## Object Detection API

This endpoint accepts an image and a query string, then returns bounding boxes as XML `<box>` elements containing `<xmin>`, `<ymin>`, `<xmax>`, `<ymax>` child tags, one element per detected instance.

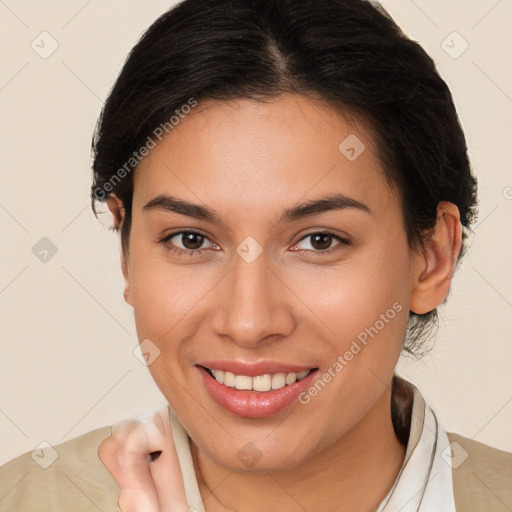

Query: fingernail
<box><xmin>139</xmin><ymin>410</ymin><xmax>156</xmax><ymax>424</ymax></box>
<box><xmin>140</xmin><ymin>411</ymin><xmax>165</xmax><ymax>435</ymax></box>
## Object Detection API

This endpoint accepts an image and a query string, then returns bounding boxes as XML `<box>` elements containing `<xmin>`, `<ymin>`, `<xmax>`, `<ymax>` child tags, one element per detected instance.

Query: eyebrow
<box><xmin>142</xmin><ymin>192</ymin><xmax>371</xmax><ymax>225</ymax></box>
<box><xmin>278</xmin><ymin>193</ymin><xmax>371</xmax><ymax>223</ymax></box>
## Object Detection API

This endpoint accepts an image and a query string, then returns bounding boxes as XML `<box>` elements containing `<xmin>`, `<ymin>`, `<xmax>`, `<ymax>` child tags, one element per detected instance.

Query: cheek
<box><xmin>128</xmin><ymin>247</ymin><xmax>219</xmax><ymax>342</ymax></box>
<box><xmin>288</xmin><ymin>249</ymin><xmax>410</xmax><ymax>425</ymax></box>
<box><xmin>287</xmin><ymin>239</ymin><xmax>411</xmax><ymax>356</ymax></box>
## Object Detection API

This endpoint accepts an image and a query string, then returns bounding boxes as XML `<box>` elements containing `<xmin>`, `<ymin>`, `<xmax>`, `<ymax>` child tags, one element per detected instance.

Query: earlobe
<box><xmin>106</xmin><ymin>194</ymin><xmax>132</xmax><ymax>306</ymax></box>
<box><xmin>409</xmin><ymin>201</ymin><xmax>462</xmax><ymax>315</ymax></box>
<box><xmin>121</xmin><ymin>253</ymin><xmax>132</xmax><ymax>306</ymax></box>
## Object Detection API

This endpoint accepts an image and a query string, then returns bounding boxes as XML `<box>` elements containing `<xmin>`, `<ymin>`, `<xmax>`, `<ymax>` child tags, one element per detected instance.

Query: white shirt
<box><xmin>376</xmin><ymin>384</ymin><xmax>456</xmax><ymax>512</ymax></box>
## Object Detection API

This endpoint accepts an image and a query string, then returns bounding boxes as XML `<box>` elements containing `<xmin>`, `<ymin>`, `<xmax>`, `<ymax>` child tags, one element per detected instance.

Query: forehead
<box><xmin>132</xmin><ymin>94</ymin><xmax>395</xmax><ymax>220</ymax></box>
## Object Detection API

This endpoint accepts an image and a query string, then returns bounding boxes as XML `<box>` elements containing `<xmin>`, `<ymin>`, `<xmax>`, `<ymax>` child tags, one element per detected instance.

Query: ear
<box><xmin>409</xmin><ymin>201</ymin><xmax>462</xmax><ymax>315</ymax></box>
<box><xmin>106</xmin><ymin>194</ymin><xmax>125</xmax><ymax>229</ymax></box>
<box><xmin>106</xmin><ymin>194</ymin><xmax>132</xmax><ymax>306</ymax></box>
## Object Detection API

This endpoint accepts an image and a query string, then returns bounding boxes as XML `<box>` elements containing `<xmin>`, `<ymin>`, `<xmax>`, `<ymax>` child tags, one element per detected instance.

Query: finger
<box><xmin>98</xmin><ymin>420</ymin><xmax>136</xmax><ymax>483</ymax></box>
<box><xmin>99</xmin><ymin>419</ymin><xmax>161</xmax><ymax>512</ymax></box>
<box><xmin>117</xmin><ymin>421</ymin><xmax>161</xmax><ymax>511</ymax></box>
<box><xmin>145</xmin><ymin>407</ymin><xmax>189</xmax><ymax>512</ymax></box>
<box><xmin>98</xmin><ymin>410</ymin><xmax>192</xmax><ymax>512</ymax></box>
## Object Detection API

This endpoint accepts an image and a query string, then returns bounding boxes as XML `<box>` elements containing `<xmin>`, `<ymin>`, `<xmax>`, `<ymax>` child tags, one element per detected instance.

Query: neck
<box><xmin>191</xmin><ymin>378</ymin><xmax>413</xmax><ymax>512</ymax></box>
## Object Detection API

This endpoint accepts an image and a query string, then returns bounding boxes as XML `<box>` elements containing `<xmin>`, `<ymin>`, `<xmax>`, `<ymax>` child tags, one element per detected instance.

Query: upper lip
<box><xmin>196</xmin><ymin>360</ymin><xmax>317</xmax><ymax>377</ymax></box>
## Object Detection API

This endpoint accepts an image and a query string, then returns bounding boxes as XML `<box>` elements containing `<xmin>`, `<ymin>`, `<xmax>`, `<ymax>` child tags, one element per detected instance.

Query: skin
<box><xmin>101</xmin><ymin>93</ymin><xmax>462</xmax><ymax>512</ymax></box>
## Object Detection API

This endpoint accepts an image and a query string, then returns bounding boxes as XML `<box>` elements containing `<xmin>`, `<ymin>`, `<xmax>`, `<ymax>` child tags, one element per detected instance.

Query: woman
<box><xmin>0</xmin><ymin>0</ymin><xmax>510</xmax><ymax>510</ymax></box>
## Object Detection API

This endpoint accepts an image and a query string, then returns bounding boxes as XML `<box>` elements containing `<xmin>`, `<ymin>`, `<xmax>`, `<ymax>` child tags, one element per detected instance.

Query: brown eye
<box><xmin>181</xmin><ymin>232</ymin><xmax>205</xmax><ymax>250</ymax></box>
<box><xmin>310</xmin><ymin>233</ymin><xmax>334</xmax><ymax>251</ymax></box>
<box><xmin>160</xmin><ymin>230</ymin><xmax>216</xmax><ymax>254</ymax></box>
<box><xmin>292</xmin><ymin>231</ymin><xmax>350</xmax><ymax>254</ymax></box>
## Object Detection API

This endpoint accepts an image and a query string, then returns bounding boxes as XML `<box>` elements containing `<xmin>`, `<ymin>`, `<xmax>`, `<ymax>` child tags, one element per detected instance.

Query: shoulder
<box><xmin>447</xmin><ymin>431</ymin><xmax>512</xmax><ymax>511</ymax></box>
<box><xmin>0</xmin><ymin>426</ymin><xmax>121</xmax><ymax>512</ymax></box>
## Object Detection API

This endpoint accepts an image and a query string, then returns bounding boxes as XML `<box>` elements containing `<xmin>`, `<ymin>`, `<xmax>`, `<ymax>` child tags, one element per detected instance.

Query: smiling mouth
<box><xmin>199</xmin><ymin>365</ymin><xmax>319</xmax><ymax>392</ymax></box>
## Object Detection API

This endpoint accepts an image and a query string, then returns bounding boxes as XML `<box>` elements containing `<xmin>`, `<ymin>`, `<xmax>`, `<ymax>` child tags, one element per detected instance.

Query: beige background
<box><xmin>0</xmin><ymin>0</ymin><xmax>511</xmax><ymax>466</ymax></box>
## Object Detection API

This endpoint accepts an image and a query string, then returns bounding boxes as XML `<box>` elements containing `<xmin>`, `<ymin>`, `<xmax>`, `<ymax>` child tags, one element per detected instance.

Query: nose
<box><xmin>211</xmin><ymin>250</ymin><xmax>296</xmax><ymax>348</ymax></box>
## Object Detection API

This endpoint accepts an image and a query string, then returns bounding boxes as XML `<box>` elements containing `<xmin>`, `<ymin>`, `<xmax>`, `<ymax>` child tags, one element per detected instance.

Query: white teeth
<box><xmin>296</xmin><ymin>370</ymin><xmax>309</xmax><ymax>380</ymax></box>
<box><xmin>207</xmin><ymin>367</ymin><xmax>312</xmax><ymax>392</ymax></box>
<box><xmin>285</xmin><ymin>373</ymin><xmax>297</xmax><ymax>385</ymax></box>
<box><xmin>253</xmin><ymin>375</ymin><xmax>272</xmax><ymax>392</ymax></box>
<box><xmin>234</xmin><ymin>375</ymin><xmax>252</xmax><ymax>390</ymax></box>
<box><xmin>212</xmin><ymin>369</ymin><xmax>224</xmax><ymax>384</ymax></box>
<box><xmin>272</xmin><ymin>373</ymin><xmax>286</xmax><ymax>389</ymax></box>
<box><xmin>223</xmin><ymin>371</ymin><xmax>235</xmax><ymax>387</ymax></box>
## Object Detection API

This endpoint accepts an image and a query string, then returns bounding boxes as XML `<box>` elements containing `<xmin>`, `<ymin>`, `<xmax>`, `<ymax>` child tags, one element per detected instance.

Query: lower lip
<box><xmin>196</xmin><ymin>365</ymin><xmax>319</xmax><ymax>418</ymax></box>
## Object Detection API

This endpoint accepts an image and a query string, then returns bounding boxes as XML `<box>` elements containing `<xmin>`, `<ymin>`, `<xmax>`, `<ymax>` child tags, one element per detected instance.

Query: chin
<box><xmin>197</xmin><ymin>438</ymin><xmax>312</xmax><ymax>474</ymax></box>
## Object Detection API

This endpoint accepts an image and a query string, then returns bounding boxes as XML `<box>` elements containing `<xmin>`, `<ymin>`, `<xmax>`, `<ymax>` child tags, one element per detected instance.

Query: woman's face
<box><xmin>121</xmin><ymin>94</ymin><xmax>417</xmax><ymax>471</ymax></box>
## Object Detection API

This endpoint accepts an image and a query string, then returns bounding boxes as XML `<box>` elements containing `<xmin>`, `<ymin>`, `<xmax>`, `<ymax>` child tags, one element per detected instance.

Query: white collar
<box><xmin>377</xmin><ymin>382</ymin><xmax>456</xmax><ymax>512</ymax></box>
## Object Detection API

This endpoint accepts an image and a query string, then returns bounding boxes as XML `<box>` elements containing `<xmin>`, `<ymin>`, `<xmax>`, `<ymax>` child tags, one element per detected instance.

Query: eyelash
<box><xmin>159</xmin><ymin>230</ymin><xmax>217</xmax><ymax>257</ymax></box>
<box><xmin>158</xmin><ymin>230</ymin><xmax>350</xmax><ymax>257</ymax></box>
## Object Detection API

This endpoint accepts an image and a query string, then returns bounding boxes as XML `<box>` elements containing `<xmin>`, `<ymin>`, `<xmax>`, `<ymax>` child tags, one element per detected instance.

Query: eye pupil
<box><xmin>183</xmin><ymin>233</ymin><xmax>204</xmax><ymax>250</ymax></box>
<box><xmin>311</xmin><ymin>233</ymin><xmax>332</xmax><ymax>250</ymax></box>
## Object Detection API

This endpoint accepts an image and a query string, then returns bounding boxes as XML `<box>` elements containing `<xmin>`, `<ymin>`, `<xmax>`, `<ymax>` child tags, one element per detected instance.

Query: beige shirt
<box><xmin>1</xmin><ymin>382</ymin><xmax>510</xmax><ymax>511</ymax></box>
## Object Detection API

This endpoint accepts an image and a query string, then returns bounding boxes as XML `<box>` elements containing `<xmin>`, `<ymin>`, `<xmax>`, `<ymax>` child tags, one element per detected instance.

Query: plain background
<box><xmin>0</xmin><ymin>0</ymin><xmax>511</xmax><ymax>466</ymax></box>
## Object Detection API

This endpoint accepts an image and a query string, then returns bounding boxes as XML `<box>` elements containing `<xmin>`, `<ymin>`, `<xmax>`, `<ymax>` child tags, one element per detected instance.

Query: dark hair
<box><xmin>90</xmin><ymin>0</ymin><xmax>478</xmax><ymax>356</ymax></box>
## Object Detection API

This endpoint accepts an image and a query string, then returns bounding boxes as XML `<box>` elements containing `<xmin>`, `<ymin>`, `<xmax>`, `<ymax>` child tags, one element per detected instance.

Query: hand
<box><xmin>98</xmin><ymin>406</ymin><xmax>191</xmax><ymax>512</ymax></box>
